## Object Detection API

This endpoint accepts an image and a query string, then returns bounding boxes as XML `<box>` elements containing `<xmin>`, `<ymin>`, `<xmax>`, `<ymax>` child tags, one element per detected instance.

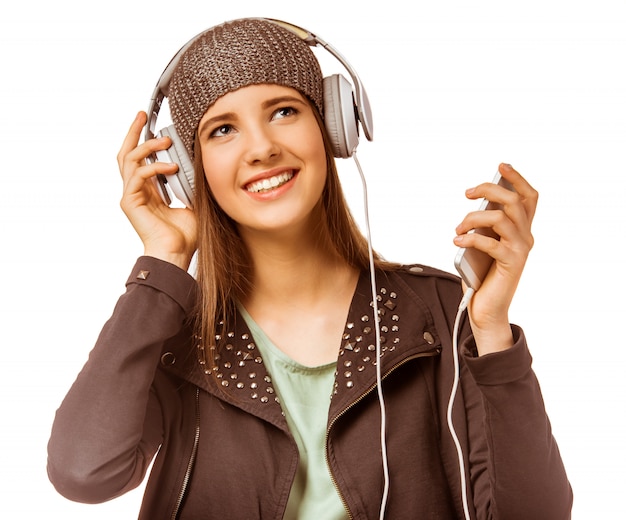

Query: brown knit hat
<box><xmin>169</xmin><ymin>18</ymin><xmax>324</xmax><ymax>158</ymax></box>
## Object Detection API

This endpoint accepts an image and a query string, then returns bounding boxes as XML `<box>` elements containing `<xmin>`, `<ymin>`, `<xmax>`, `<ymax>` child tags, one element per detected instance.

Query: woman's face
<box><xmin>198</xmin><ymin>84</ymin><xmax>327</xmax><ymax>237</ymax></box>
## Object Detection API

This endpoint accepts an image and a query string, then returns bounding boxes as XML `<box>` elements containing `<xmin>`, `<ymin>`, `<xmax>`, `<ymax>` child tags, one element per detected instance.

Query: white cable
<box><xmin>353</xmin><ymin>152</ymin><xmax>475</xmax><ymax>519</ymax></box>
<box><xmin>352</xmin><ymin>153</ymin><xmax>389</xmax><ymax>519</ymax></box>
<box><xmin>447</xmin><ymin>287</ymin><xmax>475</xmax><ymax>520</ymax></box>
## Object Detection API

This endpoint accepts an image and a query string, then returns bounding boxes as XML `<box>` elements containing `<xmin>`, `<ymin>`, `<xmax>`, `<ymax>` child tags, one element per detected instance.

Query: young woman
<box><xmin>47</xmin><ymin>18</ymin><xmax>572</xmax><ymax>519</ymax></box>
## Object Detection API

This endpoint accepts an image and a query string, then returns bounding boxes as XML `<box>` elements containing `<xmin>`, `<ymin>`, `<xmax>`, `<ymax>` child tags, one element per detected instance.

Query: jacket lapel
<box><xmin>162</xmin><ymin>268</ymin><xmax>443</xmax><ymax>431</ymax></box>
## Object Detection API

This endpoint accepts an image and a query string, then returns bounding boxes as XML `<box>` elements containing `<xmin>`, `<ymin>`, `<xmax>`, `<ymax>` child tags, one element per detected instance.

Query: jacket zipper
<box><xmin>171</xmin><ymin>387</ymin><xmax>201</xmax><ymax>520</ymax></box>
<box><xmin>325</xmin><ymin>347</ymin><xmax>442</xmax><ymax>519</ymax></box>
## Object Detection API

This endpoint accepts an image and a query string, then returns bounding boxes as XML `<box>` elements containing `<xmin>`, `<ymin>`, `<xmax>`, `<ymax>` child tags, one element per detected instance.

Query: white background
<box><xmin>1</xmin><ymin>0</ymin><xmax>624</xmax><ymax>517</ymax></box>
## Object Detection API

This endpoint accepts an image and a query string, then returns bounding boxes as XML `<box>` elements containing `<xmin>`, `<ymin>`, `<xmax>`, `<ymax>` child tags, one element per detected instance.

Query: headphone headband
<box><xmin>145</xmin><ymin>17</ymin><xmax>373</xmax><ymax>144</ymax></box>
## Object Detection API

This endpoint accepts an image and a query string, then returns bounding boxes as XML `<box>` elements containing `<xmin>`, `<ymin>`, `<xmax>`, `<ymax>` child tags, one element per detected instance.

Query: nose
<box><xmin>243</xmin><ymin>124</ymin><xmax>281</xmax><ymax>164</ymax></box>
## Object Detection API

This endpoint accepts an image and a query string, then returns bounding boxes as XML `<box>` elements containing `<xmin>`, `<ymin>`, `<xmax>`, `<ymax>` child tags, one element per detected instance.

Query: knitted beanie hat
<box><xmin>168</xmin><ymin>18</ymin><xmax>324</xmax><ymax>158</ymax></box>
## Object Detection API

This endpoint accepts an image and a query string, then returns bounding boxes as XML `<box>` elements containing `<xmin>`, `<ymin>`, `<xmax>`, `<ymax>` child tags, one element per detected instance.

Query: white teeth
<box><xmin>246</xmin><ymin>171</ymin><xmax>294</xmax><ymax>193</ymax></box>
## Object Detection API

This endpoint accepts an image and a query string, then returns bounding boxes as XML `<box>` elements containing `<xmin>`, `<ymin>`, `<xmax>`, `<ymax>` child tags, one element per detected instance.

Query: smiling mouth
<box><xmin>246</xmin><ymin>171</ymin><xmax>295</xmax><ymax>193</ymax></box>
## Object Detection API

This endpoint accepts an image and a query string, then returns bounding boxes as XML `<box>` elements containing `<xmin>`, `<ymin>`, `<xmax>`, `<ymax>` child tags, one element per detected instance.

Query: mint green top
<box><xmin>238</xmin><ymin>305</ymin><xmax>348</xmax><ymax>520</ymax></box>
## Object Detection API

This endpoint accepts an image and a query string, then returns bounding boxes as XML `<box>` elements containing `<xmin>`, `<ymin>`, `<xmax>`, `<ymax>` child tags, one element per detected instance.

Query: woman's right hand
<box><xmin>117</xmin><ymin>111</ymin><xmax>198</xmax><ymax>270</ymax></box>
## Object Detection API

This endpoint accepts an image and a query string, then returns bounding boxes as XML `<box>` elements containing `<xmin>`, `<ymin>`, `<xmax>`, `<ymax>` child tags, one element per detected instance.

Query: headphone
<box><xmin>144</xmin><ymin>18</ymin><xmax>374</xmax><ymax>209</ymax></box>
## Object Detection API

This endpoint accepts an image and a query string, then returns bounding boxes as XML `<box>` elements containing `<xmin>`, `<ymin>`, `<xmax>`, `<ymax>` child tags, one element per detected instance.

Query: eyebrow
<box><xmin>261</xmin><ymin>95</ymin><xmax>307</xmax><ymax>109</ymax></box>
<box><xmin>198</xmin><ymin>95</ymin><xmax>308</xmax><ymax>137</ymax></box>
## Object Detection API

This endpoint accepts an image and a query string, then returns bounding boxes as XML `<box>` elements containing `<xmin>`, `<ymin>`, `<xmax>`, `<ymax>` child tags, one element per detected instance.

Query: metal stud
<box><xmin>384</xmin><ymin>299</ymin><xmax>397</xmax><ymax>311</ymax></box>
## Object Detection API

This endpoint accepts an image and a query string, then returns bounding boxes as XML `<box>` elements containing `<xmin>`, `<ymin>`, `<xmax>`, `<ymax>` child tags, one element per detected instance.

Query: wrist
<box><xmin>471</xmin><ymin>321</ymin><xmax>514</xmax><ymax>356</ymax></box>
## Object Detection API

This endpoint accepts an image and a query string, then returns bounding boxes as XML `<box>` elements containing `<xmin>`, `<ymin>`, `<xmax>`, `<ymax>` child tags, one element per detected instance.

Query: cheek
<box><xmin>201</xmin><ymin>152</ymin><xmax>232</xmax><ymax>204</ymax></box>
<box><xmin>298</xmin><ymin>125</ymin><xmax>328</xmax><ymax>179</ymax></box>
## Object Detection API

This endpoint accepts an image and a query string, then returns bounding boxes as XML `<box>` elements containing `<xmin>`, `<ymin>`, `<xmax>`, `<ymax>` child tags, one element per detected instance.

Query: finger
<box><xmin>117</xmin><ymin>111</ymin><xmax>147</xmax><ymax>170</ymax></box>
<box><xmin>456</xmin><ymin>207</ymin><xmax>513</xmax><ymax>237</ymax></box>
<box><xmin>119</xmin><ymin>137</ymin><xmax>176</xmax><ymax>187</ymax></box>
<box><xmin>117</xmin><ymin>113</ymin><xmax>173</xmax><ymax>174</ymax></box>
<box><xmin>458</xmin><ymin>182</ymin><xmax>535</xmax><ymax>240</ymax></box>
<box><xmin>465</xmin><ymin>164</ymin><xmax>538</xmax><ymax>221</ymax></box>
<box><xmin>497</xmin><ymin>163</ymin><xmax>539</xmax><ymax>223</ymax></box>
<box><xmin>455</xmin><ymin>208</ymin><xmax>533</xmax><ymax>254</ymax></box>
<box><xmin>123</xmin><ymin>160</ymin><xmax>172</xmax><ymax>188</ymax></box>
<box><xmin>464</xmin><ymin>167</ymin><xmax>536</xmax><ymax>237</ymax></box>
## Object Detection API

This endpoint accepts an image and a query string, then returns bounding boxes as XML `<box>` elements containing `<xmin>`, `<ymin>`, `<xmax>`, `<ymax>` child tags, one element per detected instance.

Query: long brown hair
<box><xmin>192</xmin><ymin>104</ymin><xmax>393</xmax><ymax>371</ymax></box>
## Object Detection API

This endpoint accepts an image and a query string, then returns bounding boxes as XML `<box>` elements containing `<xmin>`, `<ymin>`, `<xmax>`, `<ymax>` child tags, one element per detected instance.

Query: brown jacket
<box><xmin>47</xmin><ymin>256</ymin><xmax>572</xmax><ymax>519</ymax></box>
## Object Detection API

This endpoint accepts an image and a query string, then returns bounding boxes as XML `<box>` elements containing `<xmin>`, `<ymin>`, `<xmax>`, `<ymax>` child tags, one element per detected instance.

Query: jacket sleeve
<box><xmin>460</xmin><ymin>325</ymin><xmax>573</xmax><ymax>520</ymax></box>
<box><xmin>47</xmin><ymin>256</ymin><xmax>197</xmax><ymax>503</ymax></box>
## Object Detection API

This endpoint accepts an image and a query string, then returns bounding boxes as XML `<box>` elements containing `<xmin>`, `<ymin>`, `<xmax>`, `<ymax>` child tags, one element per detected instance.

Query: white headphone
<box><xmin>144</xmin><ymin>17</ymin><xmax>374</xmax><ymax>209</ymax></box>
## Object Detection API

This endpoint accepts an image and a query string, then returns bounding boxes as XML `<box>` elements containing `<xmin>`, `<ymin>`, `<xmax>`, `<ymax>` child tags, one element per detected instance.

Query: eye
<box><xmin>272</xmin><ymin>106</ymin><xmax>299</xmax><ymax>120</ymax></box>
<box><xmin>210</xmin><ymin>124</ymin><xmax>234</xmax><ymax>138</ymax></box>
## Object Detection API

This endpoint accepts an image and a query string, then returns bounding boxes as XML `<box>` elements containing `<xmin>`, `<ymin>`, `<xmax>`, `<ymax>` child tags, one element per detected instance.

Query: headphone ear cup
<box><xmin>158</xmin><ymin>125</ymin><xmax>195</xmax><ymax>209</ymax></box>
<box><xmin>323</xmin><ymin>74</ymin><xmax>359</xmax><ymax>158</ymax></box>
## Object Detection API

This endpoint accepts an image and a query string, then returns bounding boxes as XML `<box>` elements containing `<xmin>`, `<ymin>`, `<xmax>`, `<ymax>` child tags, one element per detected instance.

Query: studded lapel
<box><xmin>328</xmin><ymin>268</ymin><xmax>442</xmax><ymax>420</ymax></box>
<box><xmin>161</xmin><ymin>268</ymin><xmax>442</xmax><ymax>430</ymax></box>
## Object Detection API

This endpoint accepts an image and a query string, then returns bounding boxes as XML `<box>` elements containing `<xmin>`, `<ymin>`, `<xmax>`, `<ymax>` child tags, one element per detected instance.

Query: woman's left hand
<box><xmin>453</xmin><ymin>163</ymin><xmax>538</xmax><ymax>355</ymax></box>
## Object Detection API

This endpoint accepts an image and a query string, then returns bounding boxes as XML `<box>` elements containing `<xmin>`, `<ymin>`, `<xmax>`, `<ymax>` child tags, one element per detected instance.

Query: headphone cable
<box><xmin>353</xmin><ymin>152</ymin><xmax>476</xmax><ymax>520</ymax></box>
<box><xmin>447</xmin><ymin>287</ymin><xmax>475</xmax><ymax>520</ymax></box>
<box><xmin>352</xmin><ymin>152</ymin><xmax>389</xmax><ymax>519</ymax></box>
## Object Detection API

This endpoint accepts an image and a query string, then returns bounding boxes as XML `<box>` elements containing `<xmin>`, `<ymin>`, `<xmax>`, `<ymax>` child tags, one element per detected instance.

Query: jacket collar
<box><xmin>162</xmin><ymin>267</ymin><xmax>442</xmax><ymax>429</ymax></box>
